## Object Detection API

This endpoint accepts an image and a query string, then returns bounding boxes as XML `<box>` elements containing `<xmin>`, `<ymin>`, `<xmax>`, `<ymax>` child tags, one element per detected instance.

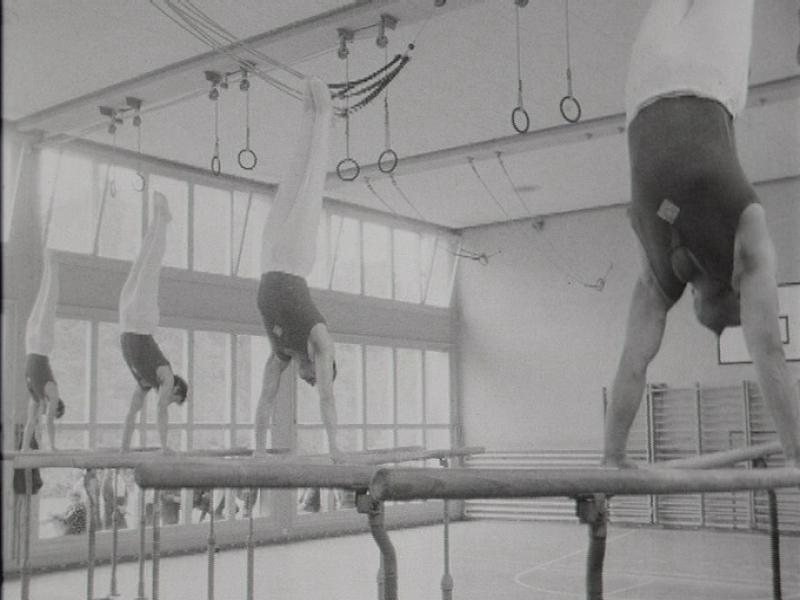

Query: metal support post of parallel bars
<box><xmin>21</xmin><ymin>469</ymin><xmax>33</xmax><ymax>600</ymax></box>
<box><xmin>152</xmin><ymin>490</ymin><xmax>161</xmax><ymax>600</ymax></box>
<box><xmin>136</xmin><ymin>487</ymin><xmax>148</xmax><ymax>600</ymax></box>
<box><xmin>207</xmin><ymin>494</ymin><xmax>216</xmax><ymax>600</ymax></box>
<box><xmin>246</xmin><ymin>490</ymin><xmax>256</xmax><ymax>600</ymax></box>
<box><xmin>357</xmin><ymin>492</ymin><xmax>397</xmax><ymax>600</ymax></box>
<box><xmin>438</xmin><ymin>457</ymin><xmax>453</xmax><ymax>600</ymax></box>
<box><xmin>576</xmin><ymin>494</ymin><xmax>608</xmax><ymax>600</ymax></box>
<box><xmin>754</xmin><ymin>458</ymin><xmax>783</xmax><ymax>600</ymax></box>
<box><xmin>108</xmin><ymin>469</ymin><xmax>120</xmax><ymax>599</ymax></box>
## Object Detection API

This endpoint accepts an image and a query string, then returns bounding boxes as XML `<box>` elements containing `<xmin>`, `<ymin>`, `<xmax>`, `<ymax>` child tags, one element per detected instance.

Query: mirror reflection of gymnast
<box><xmin>254</xmin><ymin>77</ymin><xmax>341</xmax><ymax>466</ymax></box>
<box><xmin>119</xmin><ymin>192</ymin><xmax>188</xmax><ymax>453</ymax></box>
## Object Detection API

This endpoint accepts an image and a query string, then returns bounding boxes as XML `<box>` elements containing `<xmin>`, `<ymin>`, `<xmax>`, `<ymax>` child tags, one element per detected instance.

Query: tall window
<box><xmin>193</xmin><ymin>185</ymin><xmax>231</xmax><ymax>275</ymax></box>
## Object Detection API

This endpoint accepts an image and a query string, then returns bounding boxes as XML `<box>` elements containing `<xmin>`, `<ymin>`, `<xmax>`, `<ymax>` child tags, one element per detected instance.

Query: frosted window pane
<box><xmin>396</xmin><ymin>349</ymin><xmax>422</xmax><ymax>424</ymax></box>
<box><xmin>297</xmin><ymin>376</ymin><xmax>320</xmax><ymax>425</ymax></box>
<box><xmin>397</xmin><ymin>428</ymin><xmax>423</xmax><ymax>448</ymax></box>
<box><xmin>425</xmin><ymin>351</ymin><xmax>450</xmax><ymax>424</ymax></box>
<box><xmin>393</xmin><ymin>229</ymin><xmax>421</xmax><ymax>303</ymax></box>
<box><xmin>2</xmin><ymin>138</ymin><xmax>18</xmax><ymax>242</ymax></box>
<box><xmin>363</xmin><ymin>222</ymin><xmax>391</xmax><ymax>299</ymax></box>
<box><xmin>235</xmin><ymin>335</ymin><xmax>270</xmax><ymax>424</ymax></box>
<box><xmin>193</xmin><ymin>185</ymin><xmax>231</xmax><ymax>274</ymax></box>
<box><xmin>192</xmin><ymin>330</ymin><xmax>230</xmax><ymax>424</ymax></box>
<box><xmin>44</xmin><ymin>151</ymin><xmax>93</xmax><ymax>253</ymax></box>
<box><xmin>97</xmin><ymin>322</ymin><xmax>134</xmax><ymax>423</ymax></box>
<box><xmin>96</xmin><ymin>164</ymin><xmax>141</xmax><ymax>260</ymax></box>
<box><xmin>149</xmin><ymin>176</ymin><xmax>188</xmax><ymax>269</ymax></box>
<box><xmin>329</xmin><ymin>215</ymin><xmax>361</xmax><ymax>293</ymax></box>
<box><xmin>426</xmin><ymin>428</ymin><xmax>451</xmax><ymax>450</ymax></box>
<box><xmin>425</xmin><ymin>236</ymin><xmax>457</xmax><ymax>307</ymax></box>
<box><xmin>50</xmin><ymin>319</ymin><xmax>90</xmax><ymax>423</ymax></box>
<box><xmin>366</xmin><ymin>428</ymin><xmax>394</xmax><ymax>450</ymax></box>
<box><xmin>193</xmin><ymin>429</ymin><xmax>227</xmax><ymax>450</ymax></box>
<box><xmin>365</xmin><ymin>346</ymin><xmax>393</xmax><ymax>424</ymax></box>
<box><xmin>333</xmin><ymin>343</ymin><xmax>362</xmax><ymax>425</ymax></box>
<box><xmin>233</xmin><ymin>192</ymin><xmax>269</xmax><ymax>279</ymax></box>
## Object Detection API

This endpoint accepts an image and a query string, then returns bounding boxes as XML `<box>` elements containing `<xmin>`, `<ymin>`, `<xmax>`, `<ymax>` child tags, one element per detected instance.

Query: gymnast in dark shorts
<box><xmin>257</xmin><ymin>271</ymin><xmax>327</xmax><ymax>364</ymax></box>
<box><xmin>120</xmin><ymin>333</ymin><xmax>173</xmax><ymax>391</ymax></box>
<box><xmin>254</xmin><ymin>77</ymin><xmax>341</xmax><ymax>464</ymax></box>
<box><xmin>604</xmin><ymin>0</ymin><xmax>800</xmax><ymax>468</ymax></box>
<box><xmin>628</xmin><ymin>96</ymin><xmax>759</xmax><ymax>306</ymax></box>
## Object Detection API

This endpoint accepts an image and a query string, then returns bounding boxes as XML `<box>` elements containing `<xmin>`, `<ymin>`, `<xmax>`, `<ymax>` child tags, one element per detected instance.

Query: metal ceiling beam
<box><xmin>327</xmin><ymin>74</ymin><xmax>800</xmax><ymax>187</ymax></box>
<box><xmin>13</xmin><ymin>0</ymin><xmax>482</xmax><ymax>137</ymax></box>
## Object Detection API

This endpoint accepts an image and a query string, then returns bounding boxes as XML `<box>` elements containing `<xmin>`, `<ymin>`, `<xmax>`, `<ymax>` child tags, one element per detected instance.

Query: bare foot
<box><xmin>153</xmin><ymin>191</ymin><xmax>172</xmax><ymax>222</ymax></box>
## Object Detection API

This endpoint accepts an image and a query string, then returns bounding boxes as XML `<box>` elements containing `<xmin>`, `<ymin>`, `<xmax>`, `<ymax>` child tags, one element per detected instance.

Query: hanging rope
<box><xmin>234</xmin><ymin>192</ymin><xmax>253</xmax><ymax>276</ymax></box>
<box><xmin>467</xmin><ymin>157</ymin><xmax>511</xmax><ymax>220</ymax></box>
<box><xmin>133</xmin><ymin>111</ymin><xmax>145</xmax><ymax>192</ymax></box>
<box><xmin>92</xmin><ymin>130</ymin><xmax>118</xmax><ymax>255</ymax></box>
<box><xmin>378</xmin><ymin>46</ymin><xmax>398</xmax><ymax>173</ymax></box>
<box><xmin>364</xmin><ymin>177</ymin><xmax>397</xmax><ymax>214</ymax></box>
<box><xmin>495</xmin><ymin>151</ymin><xmax>611</xmax><ymax>290</ymax></box>
<box><xmin>210</xmin><ymin>90</ymin><xmax>222</xmax><ymax>176</ymax></box>
<box><xmin>388</xmin><ymin>174</ymin><xmax>425</xmax><ymax>221</ymax></box>
<box><xmin>152</xmin><ymin>0</ymin><xmax>303</xmax><ymax>100</ymax></box>
<box><xmin>559</xmin><ymin>0</ymin><xmax>582</xmax><ymax>123</ymax></box>
<box><xmin>511</xmin><ymin>0</ymin><xmax>530</xmax><ymax>133</ymax></box>
<box><xmin>336</xmin><ymin>44</ymin><xmax>360</xmax><ymax>182</ymax></box>
<box><xmin>237</xmin><ymin>71</ymin><xmax>257</xmax><ymax>170</ymax></box>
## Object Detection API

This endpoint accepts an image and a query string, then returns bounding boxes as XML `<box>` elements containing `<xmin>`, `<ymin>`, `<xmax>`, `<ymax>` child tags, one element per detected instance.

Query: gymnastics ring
<box><xmin>377</xmin><ymin>149</ymin><xmax>398</xmax><ymax>174</ymax></box>
<box><xmin>211</xmin><ymin>155</ymin><xmax>222</xmax><ymax>176</ymax></box>
<box><xmin>237</xmin><ymin>148</ymin><xmax>257</xmax><ymax>170</ymax></box>
<box><xmin>336</xmin><ymin>157</ymin><xmax>360</xmax><ymax>182</ymax></box>
<box><xmin>511</xmin><ymin>106</ymin><xmax>530</xmax><ymax>134</ymax></box>
<box><xmin>559</xmin><ymin>95</ymin><xmax>582</xmax><ymax>123</ymax></box>
<box><xmin>132</xmin><ymin>172</ymin><xmax>145</xmax><ymax>192</ymax></box>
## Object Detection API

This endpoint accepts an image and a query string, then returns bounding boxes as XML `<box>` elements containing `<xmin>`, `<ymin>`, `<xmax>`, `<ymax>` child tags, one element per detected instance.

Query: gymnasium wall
<box><xmin>455</xmin><ymin>177</ymin><xmax>800</xmax><ymax>452</ymax></box>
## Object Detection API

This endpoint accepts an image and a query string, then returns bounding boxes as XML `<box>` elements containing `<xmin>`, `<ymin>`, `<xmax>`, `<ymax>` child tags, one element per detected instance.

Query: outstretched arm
<box><xmin>255</xmin><ymin>354</ymin><xmax>290</xmax><ymax>454</ymax></box>
<box><xmin>735</xmin><ymin>205</ymin><xmax>800</xmax><ymax>466</ymax></box>
<box><xmin>603</xmin><ymin>269</ymin><xmax>671</xmax><ymax>467</ymax></box>
<box><xmin>21</xmin><ymin>399</ymin><xmax>43</xmax><ymax>453</ymax></box>
<box><xmin>122</xmin><ymin>387</ymin><xmax>147</xmax><ymax>452</ymax></box>
<box><xmin>309</xmin><ymin>324</ymin><xmax>341</xmax><ymax>461</ymax></box>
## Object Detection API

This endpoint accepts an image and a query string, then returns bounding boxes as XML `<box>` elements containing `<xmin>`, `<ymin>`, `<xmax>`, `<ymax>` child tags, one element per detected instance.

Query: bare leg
<box><xmin>21</xmin><ymin>399</ymin><xmax>42</xmax><ymax>453</ymax></box>
<box><xmin>255</xmin><ymin>355</ymin><xmax>288</xmax><ymax>454</ymax></box>
<box><xmin>25</xmin><ymin>251</ymin><xmax>59</xmax><ymax>356</ymax></box>
<box><xmin>119</xmin><ymin>193</ymin><xmax>171</xmax><ymax>331</ymax></box>
<box><xmin>260</xmin><ymin>77</ymin><xmax>332</xmax><ymax>277</ymax></box>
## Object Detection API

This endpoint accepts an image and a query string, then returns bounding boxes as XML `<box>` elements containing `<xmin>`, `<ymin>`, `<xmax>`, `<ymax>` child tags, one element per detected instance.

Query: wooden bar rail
<box><xmin>368</xmin><ymin>466</ymin><xmax>800</xmax><ymax>501</ymax></box>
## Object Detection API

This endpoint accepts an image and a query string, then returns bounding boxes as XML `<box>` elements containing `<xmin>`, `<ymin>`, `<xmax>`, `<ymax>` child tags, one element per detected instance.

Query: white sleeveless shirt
<box><xmin>625</xmin><ymin>0</ymin><xmax>754</xmax><ymax>124</ymax></box>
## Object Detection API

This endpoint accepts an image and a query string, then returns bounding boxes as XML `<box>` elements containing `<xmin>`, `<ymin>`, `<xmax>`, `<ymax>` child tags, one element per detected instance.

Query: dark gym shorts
<box><xmin>257</xmin><ymin>271</ymin><xmax>326</xmax><ymax>361</ymax></box>
<box><xmin>627</xmin><ymin>96</ymin><xmax>758</xmax><ymax>302</ymax></box>
<box><xmin>120</xmin><ymin>332</ymin><xmax>171</xmax><ymax>391</ymax></box>
<box><xmin>25</xmin><ymin>353</ymin><xmax>55</xmax><ymax>403</ymax></box>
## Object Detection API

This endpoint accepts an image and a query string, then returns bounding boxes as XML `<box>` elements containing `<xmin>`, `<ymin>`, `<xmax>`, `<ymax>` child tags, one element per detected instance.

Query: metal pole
<box><xmin>21</xmin><ymin>469</ymin><xmax>33</xmax><ymax>600</ymax></box>
<box><xmin>85</xmin><ymin>470</ymin><xmax>98</xmax><ymax>600</ymax></box>
<box><xmin>768</xmin><ymin>488</ymin><xmax>783</xmax><ymax>600</ymax></box>
<box><xmin>362</xmin><ymin>496</ymin><xmax>397</xmax><ymax>600</ymax></box>
<box><xmin>136</xmin><ymin>488</ymin><xmax>147</xmax><ymax>600</ymax></box>
<box><xmin>439</xmin><ymin>457</ymin><xmax>453</xmax><ymax>600</ymax></box>
<box><xmin>108</xmin><ymin>469</ymin><xmax>120</xmax><ymax>598</ymax></box>
<box><xmin>246</xmin><ymin>490</ymin><xmax>255</xmax><ymax>600</ymax></box>
<box><xmin>207</xmin><ymin>492</ymin><xmax>216</xmax><ymax>600</ymax></box>
<box><xmin>577</xmin><ymin>495</ymin><xmax>608</xmax><ymax>600</ymax></box>
<box><xmin>151</xmin><ymin>491</ymin><xmax>161</xmax><ymax>600</ymax></box>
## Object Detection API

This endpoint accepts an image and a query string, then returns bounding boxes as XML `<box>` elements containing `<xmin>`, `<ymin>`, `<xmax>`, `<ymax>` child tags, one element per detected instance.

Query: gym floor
<box><xmin>4</xmin><ymin>520</ymin><xmax>799</xmax><ymax>600</ymax></box>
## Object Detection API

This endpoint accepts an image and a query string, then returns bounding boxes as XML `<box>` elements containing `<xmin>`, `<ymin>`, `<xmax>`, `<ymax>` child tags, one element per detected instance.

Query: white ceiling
<box><xmin>4</xmin><ymin>0</ymin><xmax>800</xmax><ymax>229</ymax></box>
